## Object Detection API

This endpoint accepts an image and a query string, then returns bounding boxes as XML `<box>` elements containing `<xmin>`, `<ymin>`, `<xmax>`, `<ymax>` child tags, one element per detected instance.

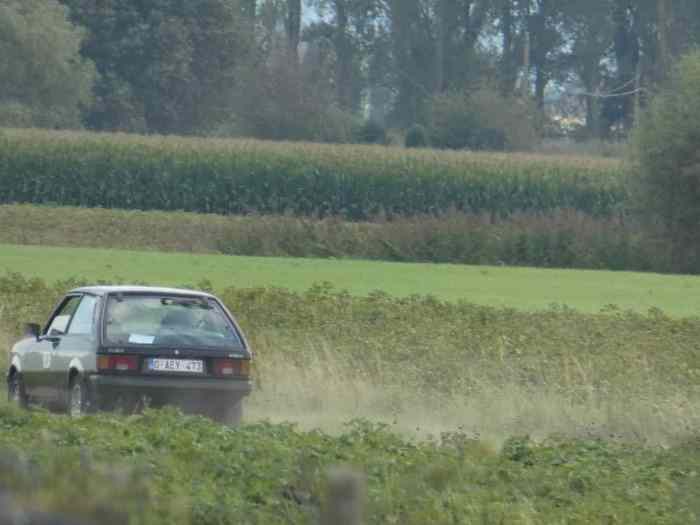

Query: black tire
<box><xmin>8</xmin><ymin>373</ymin><xmax>28</xmax><ymax>409</ymax></box>
<box><xmin>68</xmin><ymin>376</ymin><xmax>91</xmax><ymax>418</ymax></box>
<box><xmin>213</xmin><ymin>401</ymin><xmax>243</xmax><ymax>427</ymax></box>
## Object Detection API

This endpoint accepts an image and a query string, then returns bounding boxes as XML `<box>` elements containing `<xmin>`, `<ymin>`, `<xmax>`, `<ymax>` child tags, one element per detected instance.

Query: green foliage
<box><xmin>356</xmin><ymin>120</ymin><xmax>387</xmax><ymax>145</ymax></box>
<box><xmin>0</xmin><ymin>129</ymin><xmax>626</xmax><ymax>220</ymax></box>
<box><xmin>429</xmin><ymin>88</ymin><xmax>538</xmax><ymax>151</ymax></box>
<box><xmin>2</xmin><ymin>276</ymin><xmax>700</xmax><ymax>523</ymax></box>
<box><xmin>316</xmin><ymin>106</ymin><xmax>359</xmax><ymax>144</ymax></box>
<box><xmin>231</xmin><ymin>52</ymin><xmax>344</xmax><ymax>143</ymax></box>
<box><xmin>404</xmin><ymin>124</ymin><xmax>429</xmax><ymax>148</ymax></box>
<box><xmin>0</xmin><ymin>0</ymin><xmax>95</xmax><ymax>129</ymax></box>
<box><xmin>61</xmin><ymin>0</ymin><xmax>250</xmax><ymax>134</ymax></box>
<box><xmin>632</xmin><ymin>51</ymin><xmax>700</xmax><ymax>273</ymax></box>
<box><xmin>0</xmin><ymin>205</ymin><xmax>666</xmax><ymax>273</ymax></box>
<box><xmin>1</xmin><ymin>407</ymin><xmax>698</xmax><ymax>524</ymax></box>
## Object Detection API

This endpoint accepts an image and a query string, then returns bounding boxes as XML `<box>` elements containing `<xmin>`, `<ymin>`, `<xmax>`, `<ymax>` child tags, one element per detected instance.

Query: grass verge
<box><xmin>1</xmin><ymin>243</ymin><xmax>699</xmax><ymax>315</ymax></box>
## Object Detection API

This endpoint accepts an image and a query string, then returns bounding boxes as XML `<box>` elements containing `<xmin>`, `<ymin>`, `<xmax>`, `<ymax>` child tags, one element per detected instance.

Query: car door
<box><xmin>49</xmin><ymin>294</ymin><xmax>100</xmax><ymax>404</ymax></box>
<box><xmin>24</xmin><ymin>295</ymin><xmax>82</xmax><ymax>401</ymax></box>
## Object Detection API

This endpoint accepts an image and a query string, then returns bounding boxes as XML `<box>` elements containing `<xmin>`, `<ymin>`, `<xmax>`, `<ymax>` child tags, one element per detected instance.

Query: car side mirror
<box><xmin>24</xmin><ymin>323</ymin><xmax>41</xmax><ymax>340</ymax></box>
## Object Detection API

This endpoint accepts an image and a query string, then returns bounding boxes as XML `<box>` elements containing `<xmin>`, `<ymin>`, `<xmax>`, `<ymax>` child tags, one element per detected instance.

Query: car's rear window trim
<box><xmin>100</xmin><ymin>292</ymin><xmax>246</xmax><ymax>350</ymax></box>
<box><xmin>99</xmin><ymin>344</ymin><xmax>247</xmax><ymax>353</ymax></box>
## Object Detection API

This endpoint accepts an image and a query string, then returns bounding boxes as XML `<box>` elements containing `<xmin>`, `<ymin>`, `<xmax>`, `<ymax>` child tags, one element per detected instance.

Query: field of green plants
<box><xmin>1</xmin><ymin>127</ymin><xmax>697</xmax><ymax>523</ymax></box>
<box><xmin>3</xmin><ymin>406</ymin><xmax>700</xmax><ymax>525</ymax></box>
<box><xmin>0</xmin><ymin>128</ymin><xmax>625</xmax><ymax>219</ymax></box>
<box><xmin>1</xmin><ymin>274</ymin><xmax>700</xmax><ymax>523</ymax></box>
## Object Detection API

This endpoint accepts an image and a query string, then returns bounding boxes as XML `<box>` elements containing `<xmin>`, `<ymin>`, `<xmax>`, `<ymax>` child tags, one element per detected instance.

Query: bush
<box><xmin>232</xmin><ymin>46</ymin><xmax>358</xmax><ymax>145</ymax></box>
<box><xmin>404</xmin><ymin>124</ymin><xmax>429</xmax><ymax>148</ymax></box>
<box><xmin>429</xmin><ymin>88</ymin><xmax>539</xmax><ymax>151</ymax></box>
<box><xmin>356</xmin><ymin>120</ymin><xmax>387</xmax><ymax>144</ymax></box>
<box><xmin>632</xmin><ymin>51</ymin><xmax>700</xmax><ymax>273</ymax></box>
<box><xmin>0</xmin><ymin>103</ymin><xmax>34</xmax><ymax>129</ymax></box>
<box><xmin>316</xmin><ymin>105</ymin><xmax>359</xmax><ymax>144</ymax></box>
<box><xmin>0</xmin><ymin>205</ymin><xmax>667</xmax><ymax>273</ymax></box>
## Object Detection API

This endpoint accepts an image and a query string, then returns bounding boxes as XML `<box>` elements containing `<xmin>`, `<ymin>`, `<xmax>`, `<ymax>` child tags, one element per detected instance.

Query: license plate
<box><xmin>147</xmin><ymin>358</ymin><xmax>204</xmax><ymax>374</ymax></box>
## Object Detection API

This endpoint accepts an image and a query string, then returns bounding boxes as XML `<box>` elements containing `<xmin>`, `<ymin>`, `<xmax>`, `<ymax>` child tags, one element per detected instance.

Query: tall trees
<box><xmin>243</xmin><ymin>0</ymin><xmax>257</xmax><ymax>20</ymax></box>
<box><xmin>633</xmin><ymin>52</ymin><xmax>700</xmax><ymax>272</ymax></box>
<box><xmin>60</xmin><ymin>0</ymin><xmax>251</xmax><ymax>134</ymax></box>
<box><xmin>331</xmin><ymin>0</ymin><xmax>353</xmax><ymax>110</ymax></box>
<box><xmin>306</xmin><ymin>0</ymin><xmax>385</xmax><ymax>112</ymax></box>
<box><xmin>285</xmin><ymin>0</ymin><xmax>302</xmax><ymax>59</ymax></box>
<box><xmin>528</xmin><ymin>0</ymin><xmax>564</xmax><ymax>110</ymax></box>
<box><xmin>497</xmin><ymin>0</ymin><xmax>517</xmax><ymax>95</ymax></box>
<box><xmin>566</xmin><ymin>0</ymin><xmax>611</xmax><ymax>137</ymax></box>
<box><xmin>606</xmin><ymin>0</ymin><xmax>640</xmax><ymax>133</ymax></box>
<box><xmin>388</xmin><ymin>0</ymin><xmax>430</xmax><ymax>126</ymax></box>
<box><xmin>5</xmin><ymin>0</ymin><xmax>700</xmax><ymax>142</ymax></box>
<box><xmin>0</xmin><ymin>0</ymin><xmax>95</xmax><ymax>129</ymax></box>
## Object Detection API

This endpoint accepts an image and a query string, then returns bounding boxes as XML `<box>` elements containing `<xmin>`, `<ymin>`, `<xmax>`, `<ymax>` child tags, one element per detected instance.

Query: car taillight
<box><xmin>98</xmin><ymin>355</ymin><xmax>139</xmax><ymax>372</ymax></box>
<box><xmin>213</xmin><ymin>359</ymin><xmax>250</xmax><ymax>378</ymax></box>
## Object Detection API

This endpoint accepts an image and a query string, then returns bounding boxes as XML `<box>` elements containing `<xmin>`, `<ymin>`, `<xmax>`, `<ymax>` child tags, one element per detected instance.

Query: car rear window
<box><xmin>104</xmin><ymin>295</ymin><xmax>243</xmax><ymax>349</ymax></box>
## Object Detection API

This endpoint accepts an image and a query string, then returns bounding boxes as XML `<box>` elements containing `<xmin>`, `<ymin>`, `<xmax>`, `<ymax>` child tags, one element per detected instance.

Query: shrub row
<box><xmin>0</xmin><ymin>204</ymin><xmax>670</xmax><ymax>273</ymax></box>
<box><xmin>0</xmin><ymin>128</ymin><xmax>626</xmax><ymax>219</ymax></box>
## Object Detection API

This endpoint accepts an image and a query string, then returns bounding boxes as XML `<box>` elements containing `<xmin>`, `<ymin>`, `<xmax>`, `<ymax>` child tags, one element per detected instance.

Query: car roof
<box><xmin>69</xmin><ymin>285</ymin><xmax>216</xmax><ymax>298</ymax></box>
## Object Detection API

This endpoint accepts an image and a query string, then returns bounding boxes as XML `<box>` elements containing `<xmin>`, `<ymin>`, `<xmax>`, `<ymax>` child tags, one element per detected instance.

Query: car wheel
<box><xmin>8</xmin><ymin>373</ymin><xmax>28</xmax><ymax>409</ymax></box>
<box><xmin>68</xmin><ymin>377</ymin><xmax>90</xmax><ymax>418</ymax></box>
<box><xmin>214</xmin><ymin>401</ymin><xmax>243</xmax><ymax>427</ymax></box>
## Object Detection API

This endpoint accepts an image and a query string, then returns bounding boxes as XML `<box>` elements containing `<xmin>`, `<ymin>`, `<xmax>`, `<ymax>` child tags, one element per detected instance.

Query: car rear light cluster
<box><xmin>98</xmin><ymin>355</ymin><xmax>139</xmax><ymax>372</ymax></box>
<box><xmin>213</xmin><ymin>359</ymin><xmax>250</xmax><ymax>378</ymax></box>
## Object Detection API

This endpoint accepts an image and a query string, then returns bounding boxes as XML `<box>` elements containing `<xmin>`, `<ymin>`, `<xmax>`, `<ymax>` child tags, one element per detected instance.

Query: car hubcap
<box><xmin>70</xmin><ymin>383</ymin><xmax>83</xmax><ymax>418</ymax></box>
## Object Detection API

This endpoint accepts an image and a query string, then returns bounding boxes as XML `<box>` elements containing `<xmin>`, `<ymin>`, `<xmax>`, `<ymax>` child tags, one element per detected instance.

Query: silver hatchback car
<box><xmin>7</xmin><ymin>286</ymin><xmax>253</xmax><ymax>425</ymax></box>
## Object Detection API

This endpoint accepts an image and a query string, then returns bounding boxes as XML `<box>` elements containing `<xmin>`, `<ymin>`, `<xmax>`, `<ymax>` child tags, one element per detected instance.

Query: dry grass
<box><xmin>248</xmin><ymin>338</ymin><xmax>700</xmax><ymax>448</ymax></box>
<box><xmin>1</xmin><ymin>325</ymin><xmax>697</xmax><ymax>450</ymax></box>
<box><xmin>3</xmin><ymin>277</ymin><xmax>699</xmax><ymax>449</ymax></box>
<box><xmin>3</xmin><ymin>320</ymin><xmax>695</xmax><ymax>448</ymax></box>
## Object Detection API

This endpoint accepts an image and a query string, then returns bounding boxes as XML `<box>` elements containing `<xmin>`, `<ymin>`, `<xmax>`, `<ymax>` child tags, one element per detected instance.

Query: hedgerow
<box><xmin>0</xmin><ymin>128</ymin><xmax>626</xmax><ymax>219</ymax></box>
<box><xmin>0</xmin><ymin>204</ymin><xmax>666</xmax><ymax>272</ymax></box>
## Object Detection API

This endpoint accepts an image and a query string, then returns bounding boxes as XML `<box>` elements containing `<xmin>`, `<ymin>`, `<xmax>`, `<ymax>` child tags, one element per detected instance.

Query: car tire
<box><xmin>214</xmin><ymin>401</ymin><xmax>243</xmax><ymax>427</ymax></box>
<box><xmin>8</xmin><ymin>373</ymin><xmax>28</xmax><ymax>409</ymax></box>
<box><xmin>68</xmin><ymin>376</ymin><xmax>91</xmax><ymax>418</ymax></box>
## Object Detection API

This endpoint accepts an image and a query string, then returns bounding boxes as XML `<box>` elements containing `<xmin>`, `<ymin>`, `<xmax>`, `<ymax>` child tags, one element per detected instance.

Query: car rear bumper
<box><xmin>87</xmin><ymin>374</ymin><xmax>253</xmax><ymax>408</ymax></box>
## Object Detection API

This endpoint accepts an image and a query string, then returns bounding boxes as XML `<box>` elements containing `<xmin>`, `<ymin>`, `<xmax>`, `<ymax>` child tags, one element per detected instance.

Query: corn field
<box><xmin>0</xmin><ymin>128</ymin><xmax>627</xmax><ymax>219</ymax></box>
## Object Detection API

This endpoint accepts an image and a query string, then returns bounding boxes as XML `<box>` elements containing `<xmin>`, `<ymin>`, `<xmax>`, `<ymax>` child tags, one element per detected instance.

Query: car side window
<box><xmin>46</xmin><ymin>296</ymin><xmax>82</xmax><ymax>336</ymax></box>
<box><xmin>67</xmin><ymin>295</ymin><xmax>98</xmax><ymax>336</ymax></box>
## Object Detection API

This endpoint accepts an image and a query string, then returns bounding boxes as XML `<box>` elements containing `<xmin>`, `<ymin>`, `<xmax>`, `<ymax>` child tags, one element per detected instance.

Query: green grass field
<box><xmin>1</xmin><ymin>243</ymin><xmax>699</xmax><ymax>315</ymax></box>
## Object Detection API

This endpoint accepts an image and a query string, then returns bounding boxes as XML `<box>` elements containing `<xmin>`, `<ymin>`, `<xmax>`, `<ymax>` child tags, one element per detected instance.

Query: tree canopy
<box><xmin>0</xmin><ymin>0</ymin><xmax>95</xmax><ymax>129</ymax></box>
<box><xmin>1</xmin><ymin>0</ymin><xmax>699</xmax><ymax>145</ymax></box>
